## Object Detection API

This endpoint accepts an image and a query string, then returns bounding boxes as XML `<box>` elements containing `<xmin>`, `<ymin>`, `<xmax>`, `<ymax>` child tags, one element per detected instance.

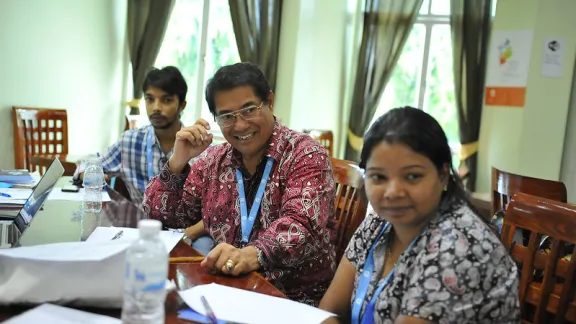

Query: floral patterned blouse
<box><xmin>143</xmin><ymin>120</ymin><xmax>337</xmax><ymax>305</ymax></box>
<box><xmin>345</xmin><ymin>200</ymin><xmax>520</xmax><ymax>323</ymax></box>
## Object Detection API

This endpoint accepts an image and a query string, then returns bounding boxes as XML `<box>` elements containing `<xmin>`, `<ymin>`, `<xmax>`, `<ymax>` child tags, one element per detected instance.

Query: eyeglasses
<box><xmin>215</xmin><ymin>102</ymin><xmax>263</xmax><ymax>128</ymax></box>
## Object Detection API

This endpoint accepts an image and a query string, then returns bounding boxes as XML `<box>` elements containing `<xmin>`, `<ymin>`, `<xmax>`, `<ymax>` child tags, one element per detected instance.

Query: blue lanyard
<box><xmin>351</xmin><ymin>222</ymin><xmax>421</xmax><ymax>324</ymax></box>
<box><xmin>146</xmin><ymin>126</ymin><xmax>155</xmax><ymax>181</ymax></box>
<box><xmin>236</xmin><ymin>157</ymin><xmax>274</xmax><ymax>243</ymax></box>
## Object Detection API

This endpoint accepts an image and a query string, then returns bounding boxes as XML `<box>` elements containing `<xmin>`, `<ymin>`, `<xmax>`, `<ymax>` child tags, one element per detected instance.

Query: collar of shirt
<box><xmin>148</xmin><ymin>122</ymin><xmax>185</xmax><ymax>155</ymax></box>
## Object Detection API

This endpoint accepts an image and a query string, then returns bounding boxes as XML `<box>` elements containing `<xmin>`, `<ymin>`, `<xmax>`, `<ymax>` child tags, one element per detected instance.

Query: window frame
<box><xmin>193</xmin><ymin>0</ymin><xmax>211</xmax><ymax>123</ymax></box>
<box><xmin>417</xmin><ymin>3</ymin><xmax>462</xmax><ymax>159</ymax></box>
<box><xmin>144</xmin><ymin>0</ymin><xmax>230</xmax><ymax>142</ymax></box>
<box><xmin>368</xmin><ymin>0</ymin><xmax>461</xmax><ymax>162</ymax></box>
<box><xmin>413</xmin><ymin>4</ymin><xmax>451</xmax><ymax>112</ymax></box>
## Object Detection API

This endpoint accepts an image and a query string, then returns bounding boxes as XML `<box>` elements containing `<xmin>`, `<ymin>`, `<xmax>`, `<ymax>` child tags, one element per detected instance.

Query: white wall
<box><xmin>476</xmin><ymin>0</ymin><xmax>576</xmax><ymax>193</ymax></box>
<box><xmin>275</xmin><ymin>0</ymin><xmax>348</xmax><ymax>153</ymax></box>
<box><xmin>0</xmin><ymin>0</ymin><xmax>129</xmax><ymax>168</ymax></box>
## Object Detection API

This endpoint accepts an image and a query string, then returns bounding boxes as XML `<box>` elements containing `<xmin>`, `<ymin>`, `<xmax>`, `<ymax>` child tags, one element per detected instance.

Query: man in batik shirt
<box><xmin>143</xmin><ymin>62</ymin><xmax>337</xmax><ymax>305</ymax></box>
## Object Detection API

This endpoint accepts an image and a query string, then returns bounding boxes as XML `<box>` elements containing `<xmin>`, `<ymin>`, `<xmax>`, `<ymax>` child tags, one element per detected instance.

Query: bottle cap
<box><xmin>138</xmin><ymin>219</ymin><xmax>162</xmax><ymax>236</ymax></box>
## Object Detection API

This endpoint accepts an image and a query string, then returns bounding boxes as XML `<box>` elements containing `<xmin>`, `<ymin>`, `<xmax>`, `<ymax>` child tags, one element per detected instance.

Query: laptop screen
<box><xmin>13</xmin><ymin>158</ymin><xmax>65</xmax><ymax>233</ymax></box>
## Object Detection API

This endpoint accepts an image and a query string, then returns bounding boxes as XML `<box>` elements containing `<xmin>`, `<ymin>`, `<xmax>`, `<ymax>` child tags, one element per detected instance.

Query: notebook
<box><xmin>0</xmin><ymin>170</ymin><xmax>34</xmax><ymax>184</ymax></box>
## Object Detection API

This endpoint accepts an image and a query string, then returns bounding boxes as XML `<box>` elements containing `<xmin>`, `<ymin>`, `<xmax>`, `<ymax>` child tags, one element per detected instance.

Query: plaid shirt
<box><xmin>75</xmin><ymin>125</ymin><xmax>187</xmax><ymax>206</ymax></box>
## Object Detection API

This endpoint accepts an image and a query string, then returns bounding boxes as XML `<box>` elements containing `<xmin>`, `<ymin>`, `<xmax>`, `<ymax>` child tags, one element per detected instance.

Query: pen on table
<box><xmin>111</xmin><ymin>230</ymin><xmax>123</xmax><ymax>240</ymax></box>
<box><xmin>201</xmin><ymin>295</ymin><xmax>219</xmax><ymax>324</ymax></box>
<box><xmin>0</xmin><ymin>193</ymin><xmax>11</xmax><ymax>198</ymax></box>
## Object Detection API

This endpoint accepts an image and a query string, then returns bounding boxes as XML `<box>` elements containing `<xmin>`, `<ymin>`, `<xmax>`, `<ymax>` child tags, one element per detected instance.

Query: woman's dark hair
<box><xmin>360</xmin><ymin>106</ymin><xmax>468</xmax><ymax>209</ymax></box>
<box><xmin>142</xmin><ymin>66</ymin><xmax>188</xmax><ymax>105</ymax></box>
<box><xmin>204</xmin><ymin>62</ymin><xmax>271</xmax><ymax>116</ymax></box>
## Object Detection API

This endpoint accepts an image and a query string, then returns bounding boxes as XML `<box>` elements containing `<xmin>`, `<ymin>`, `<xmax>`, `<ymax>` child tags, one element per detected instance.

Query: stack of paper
<box><xmin>0</xmin><ymin>188</ymin><xmax>33</xmax><ymax>216</ymax></box>
<box><xmin>0</xmin><ymin>238</ymin><xmax>180</xmax><ymax>308</ymax></box>
<box><xmin>0</xmin><ymin>240</ymin><xmax>130</xmax><ymax>307</ymax></box>
<box><xmin>178</xmin><ymin>283</ymin><xmax>335</xmax><ymax>324</ymax></box>
<box><xmin>0</xmin><ymin>188</ymin><xmax>33</xmax><ymax>203</ymax></box>
<box><xmin>3</xmin><ymin>303</ymin><xmax>121</xmax><ymax>324</ymax></box>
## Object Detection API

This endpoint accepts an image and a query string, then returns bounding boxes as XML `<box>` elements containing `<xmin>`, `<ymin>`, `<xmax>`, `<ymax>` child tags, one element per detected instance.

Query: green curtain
<box><xmin>127</xmin><ymin>0</ymin><xmax>175</xmax><ymax>115</ymax></box>
<box><xmin>229</xmin><ymin>0</ymin><xmax>283</xmax><ymax>91</ymax></box>
<box><xmin>344</xmin><ymin>0</ymin><xmax>423</xmax><ymax>161</ymax></box>
<box><xmin>450</xmin><ymin>0</ymin><xmax>492</xmax><ymax>191</ymax></box>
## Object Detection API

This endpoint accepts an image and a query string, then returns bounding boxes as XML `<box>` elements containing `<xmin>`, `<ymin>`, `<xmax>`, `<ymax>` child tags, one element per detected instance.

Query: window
<box><xmin>149</xmin><ymin>0</ymin><xmax>240</xmax><ymax>137</ymax></box>
<box><xmin>370</xmin><ymin>0</ymin><xmax>497</xmax><ymax>163</ymax></box>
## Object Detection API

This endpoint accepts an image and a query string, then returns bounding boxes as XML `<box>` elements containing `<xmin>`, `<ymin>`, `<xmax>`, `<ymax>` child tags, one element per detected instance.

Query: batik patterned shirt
<box><xmin>143</xmin><ymin>120</ymin><xmax>337</xmax><ymax>305</ymax></box>
<box><xmin>346</xmin><ymin>200</ymin><xmax>520</xmax><ymax>324</ymax></box>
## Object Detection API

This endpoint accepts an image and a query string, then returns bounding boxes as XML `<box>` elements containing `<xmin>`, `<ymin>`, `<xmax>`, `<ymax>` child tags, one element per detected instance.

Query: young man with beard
<box><xmin>74</xmin><ymin>66</ymin><xmax>212</xmax><ymax>254</ymax></box>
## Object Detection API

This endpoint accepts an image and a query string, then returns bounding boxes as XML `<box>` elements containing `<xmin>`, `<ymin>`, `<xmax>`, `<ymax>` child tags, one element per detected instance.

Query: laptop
<box><xmin>0</xmin><ymin>158</ymin><xmax>65</xmax><ymax>238</ymax></box>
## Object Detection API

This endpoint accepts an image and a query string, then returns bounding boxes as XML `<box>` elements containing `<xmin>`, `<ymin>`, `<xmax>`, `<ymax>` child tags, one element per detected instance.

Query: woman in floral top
<box><xmin>319</xmin><ymin>107</ymin><xmax>520</xmax><ymax>323</ymax></box>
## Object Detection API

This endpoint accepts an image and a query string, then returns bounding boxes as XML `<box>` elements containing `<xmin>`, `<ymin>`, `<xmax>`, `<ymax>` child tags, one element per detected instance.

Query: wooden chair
<box><xmin>331</xmin><ymin>157</ymin><xmax>368</xmax><ymax>261</ymax></box>
<box><xmin>491</xmin><ymin>167</ymin><xmax>567</xmax><ymax>216</ymax></box>
<box><xmin>304</xmin><ymin>129</ymin><xmax>334</xmax><ymax>157</ymax></box>
<box><xmin>502</xmin><ymin>193</ymin><xmax>576</xmax><ymax>323</ymax></box>
<box><xmin>30</xmin><ymin>156</ymin><xmax>76</xmax><ymax>176</ymax></box>
<box><xmin>12</xmin><ymin>107</ymin><xmax>69</xmax><ymax>172</ymax></box>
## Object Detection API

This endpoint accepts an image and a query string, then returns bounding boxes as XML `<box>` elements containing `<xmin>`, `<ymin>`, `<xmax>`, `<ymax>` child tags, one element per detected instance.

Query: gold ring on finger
<box><xmin>225</xmin><ymin>259</ymin><xmax>235</xmax><ymax>271</ymax></box>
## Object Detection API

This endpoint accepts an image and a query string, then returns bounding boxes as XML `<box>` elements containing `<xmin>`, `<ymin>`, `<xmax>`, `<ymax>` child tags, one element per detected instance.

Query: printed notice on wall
<box><xmin>485</xmin><ymin>29</ymin><xmax>534</xmax><ymax>107</ymax></box>
<box><xmin>540</xmin><ymin>37</ymin><xmax>566</xmax><ymax>78</ymax></box>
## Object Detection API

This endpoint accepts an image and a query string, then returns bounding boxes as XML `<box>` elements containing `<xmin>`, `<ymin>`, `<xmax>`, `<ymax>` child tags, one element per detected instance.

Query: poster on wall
<box><xmin>485</xmin><ymin>29</ymin><xmax>534</xmax><ymax>107</ymax></box>
<box><xmin>540</xmin><ymin>37</ymin><xmax>566</xmax><ymax>78</ymax></box>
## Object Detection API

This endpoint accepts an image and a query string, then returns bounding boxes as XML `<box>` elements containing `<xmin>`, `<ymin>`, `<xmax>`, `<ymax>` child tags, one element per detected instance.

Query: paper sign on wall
<box><xmin>540</xmin><ymin>37</ymin><xmax>566</xmax><ymax>78</ymax></box>
<box><xmin>485</xmin><ymin>29</ymin><xmax>534</xmax><ymax>107</ymax></box>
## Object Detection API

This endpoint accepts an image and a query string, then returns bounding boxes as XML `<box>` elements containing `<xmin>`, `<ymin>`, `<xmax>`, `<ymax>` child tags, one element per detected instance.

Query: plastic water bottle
<box><xmin>82</xmin><ymin>155</ymin><xmax>104</xmax><ymax>213</ymax></box>
<box><xmin>121</xmin><ymin>219</ymin><xmax>168</xmax><ymax>324</ymax></box>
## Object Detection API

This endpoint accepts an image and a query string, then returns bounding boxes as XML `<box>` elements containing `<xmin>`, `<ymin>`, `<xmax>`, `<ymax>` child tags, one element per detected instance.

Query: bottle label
<box><xmin>83</xmin><ymin>173</ymin><xmax>103</xmax><ymax>187</ymax></box>
<box><xmin>124</xmin><ymin>262</ymin><xmax>166</xmax><ymax>293</ymax></box>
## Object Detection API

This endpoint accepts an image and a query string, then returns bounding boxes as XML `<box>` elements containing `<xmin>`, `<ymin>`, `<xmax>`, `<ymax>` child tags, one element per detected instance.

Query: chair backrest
<box><xmin>304</xmin><ymin>129</ymin><xmax>334</xmax><ymax>157</ymax></box>
<box><xmin>330</xmin><ymin>157</ymin><xmax>368</xmax><ymax>261</ymax></box>
<box><xmin>491</xmin><ymin>167</ymin><xmax>567</xmax><ymax>216</ymax></box>
<box><xmin>30</xmin><ymin>156</ymin><xmax>76</xmax><ymax>176</ymax></box>
<box><xmin>502</xmin><ymin>193</ymin><xmax>576</xmax><ymax>324</ymax></box>
<box><xmin>12</xmin><ymin>107</ymin><xmax>69</xmax><ymax>171</ymax></box>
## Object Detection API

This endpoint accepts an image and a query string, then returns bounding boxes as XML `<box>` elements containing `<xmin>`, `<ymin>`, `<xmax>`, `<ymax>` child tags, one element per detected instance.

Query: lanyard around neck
<box><xmin>236</xmin><ymin>157</ymin><xmax>274</xmax><ymax>243</ymax></box>
<box><xmin>146</xmin><ymin>127</ymin><xmax>156</xmax><ymax>181</ymax></box>
<box><xmin>351</xmin><ymin>222</ymin><xmax>422</xmax><ymax>324</ymax></box>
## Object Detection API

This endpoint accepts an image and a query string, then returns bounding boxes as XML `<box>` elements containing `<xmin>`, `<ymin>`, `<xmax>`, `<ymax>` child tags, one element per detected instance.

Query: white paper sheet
<box><xmin>0</xmin><ymin>188</ymin><xmax>31</xmax><ymax>206</ymax></box>
<box><xmin>3</xmin><ymin>303</ymin><xmax>121</xmax><ymax>324</ymax></box>
<box><xmin>540</xmin><ymin>36</ymin><xmax>566</xmax><ymax>78</ymax></box>
<box><xmin>0</xmin><ymin>188</ymin><xmax>33</xmax><ymax>200</ymax></box>
<box><xmin>0</xmin><ymin>240</ymin><xmax>130</xmax><ymax>262</ymax></box>
<box><xmin>178</xmin><ymin>283</ymin><xmax>336</xmax><ymax>324</ymax></box>
<box><xmin>47</xmin><ymin>188</ymin><xmax>111</xmax><ymax>202</ymax></box>
<box><xmin>0</xmin><ymin>199</ymin><xmax>27</xmax><ymax>205</ymax></box>
<box><xmin>0</xmin><ymin>241</ymin><xmax>128</xmax><ymax>307</ymax></box>
<box><xmin>86</xmin><ymin>226</ymin><xmax>184</xmax><ymax>253</ymax></box>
